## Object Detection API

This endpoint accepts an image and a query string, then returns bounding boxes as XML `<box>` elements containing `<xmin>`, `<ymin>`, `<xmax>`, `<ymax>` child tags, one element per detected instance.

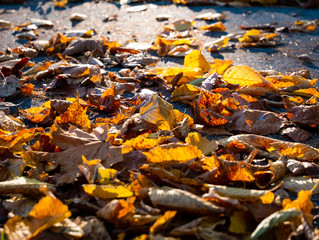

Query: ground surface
<box><xmin>1</xmin><ymin>0</ymin><xmax>319</xmax><ymax>76</ymax></box>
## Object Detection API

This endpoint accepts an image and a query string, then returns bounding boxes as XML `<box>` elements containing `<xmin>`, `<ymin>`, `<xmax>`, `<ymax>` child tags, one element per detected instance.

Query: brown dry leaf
<box><xmin>148</xmin><ymin>187</ymin><xmax>224</xmax><ymax>215</ymax></box>
<box><xmin>282</xmin><ymin>176</ymin><xmax>319</xmax><ymax>194</ymax></box>
<box><xmin>185</xmin><ymin>132</ymin><xmax>218</xmax><ymax>155</ymax></box>
<box><xmin>74</xmin><ymin>216</ymin><xmax>111</xmax><ymax>240</ymax></box>
<box><xmin>281</xmin><ymin>127</ymin><xmax>311</xmax><ymax>142</ymax></box>
<box><xmin>218</xmin><ymin>134</ymin><xmax>319</xmax><ymax>162</ymax></box>
<box><xmin>139</xmin><ymin>94</ymin><xmax>175</xmax><ymax>131</ymax></box>
<box><xmin>0</xmin><ymin>111</ymin><xmax>26</xmax><ymax>132</ymax></box>
<box><xmin>223</xmin><ymin>65</ymin><xmax>270</xmax><ymax>86</ymax></box>
<box><xmin>0</xmin><ymin>75</ymin><xmax>21</xmax><ymax>98</ymax></box>
<box><xmin>229</xmin><ymin>108</ymin><xmax>284</xmax><ymax>135</ymax></box>
<box><xmin>200</xmin><ymin>22</ymin><xmax>226</xmax><ymax>31</ymax></box>
<box><xmin>62</xmin><ymin>39</ymin><xmax>103</xmax><ymax>56</ymax></box>
<box><xmin>143</xmin><ymin>143</ymin><xmax>202</xmax><ymax>163</ymax></box>
<box><xmin>4</xmin><ymin>195</ymin><xmax>71</xmax><ymax>240</ymax></box>
<box><xmin>140</xmin><ymin>164</ymin><xmax>202</xmax><ymax>187</ymax></box>
<box><xmin>32</xmin><ymin>139</ymin><xmax>123</xmax><ymax>184</ymax></box>
<box><xmin>286</xmin><ymin>105</ymin><xmax>319</xmax><ymax>127</ymax></box>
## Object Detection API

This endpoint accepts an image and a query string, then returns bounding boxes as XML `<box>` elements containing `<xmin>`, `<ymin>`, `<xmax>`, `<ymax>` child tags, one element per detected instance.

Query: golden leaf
<box><xmin>21</xmin><ymin>107</ymin><xmax>53</xmax><ymax>124</ymax></box>
<box><xmin>83</xmin><ymin>184</ymin><xmax>133</xmax><ymax>199</ymax></box>
<box><xmin>283</xmin><ymin>190</ymin><xmax>313</xmax><ymax>222</ymax></box>
<box><xmin>200</xmin><ymin>22</ymin><xmax>226</xmax><ymax>31</ymax></box>
<box><xmin>21</xmin><ymin>83</ymin><xmax>34</xmax><ymax>95</ymax></box>
<box><xmin>223</xmin><ymin>65</ymin><xmax>270</xmax><ymax>86</ymax></box>
<box><xmin>171</xmin><ymin>84</ymin><xmax>200</xmax><ymax>102</ymax></box>
<box><xmin>238</xmin><ymin>29</ymin><xmax>261</xmax><ymax>43</ymax></box>
<box><xmin>150</xmin><ymin>211</ymin><xmax>177</xmax><ymax>234</ymax></box>
<box><xmin>185</xmin><ymin>132</ymin><xmax>218</xmax><ymax>155</ymax></box>
<box><xmin>54</xmin><ymin>0</ymin><xmax>68</xmax><ymax>8</ymax></box>
<box><xmin>143</xmin><ymin>143</ymin><xmax>202</xmax><ymax>163</ymax></box>
<box><xmin>210</xmin><ymin>59</ymin><xmax>233</xmax><ymax>75</ymax></box>
<box><xmin>4</xmin><ymin>195</ymin><xmax>71</xmax><ymax>240</ymax></box>
<box><xmin>184</xmin><ymin>50</ymin><xmax>211</xmax><ymax>73</ymax></box>
<box><xmin>55</xmin><ymin>99</ymin><xmax>91</xmax><ymax>130</ymax></box>
<box><xmin>229</xmin><ymin>211</ymin><xmax>248</xmax><ymax>233</ymax></box>
<box><xmin>123</xmin><ymin>133</ymin><xmax>171</xmax><ymax>151</ymax></box>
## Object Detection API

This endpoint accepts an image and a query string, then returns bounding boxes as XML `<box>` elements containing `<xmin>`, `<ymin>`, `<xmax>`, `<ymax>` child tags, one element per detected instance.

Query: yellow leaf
<box><xmin>171</xmin><ymin>84</ymin><xmax>200</xmax><ymax>102</ymax></box>
<box><xmin>55</xmin><ymin>99</ymin><xmax>91</xmax><ymax>130</ymax></box>
<box><xmin>184</xmin><ymin>50</ymin><xmax>211</xmax><ymax>73</ymax></box>
<box><xmin>158</xmin><ymin>66</ymin><xmax>203</xmax><ymax>85</ymax></box>
<box><xmin>83</xmin><ymin>184</ymin><xmax>133</xmax><ymax>199</ymax></box>
<box><xmin>54</xmin><ymin>0</ymin><xmax>68</xmax><ymax>8</ymax></box>
<box><xmin>283</xmin><ymin>190</ymin><xmax>313</xmax><ymax>222</ymax></box>
<box><xmin>238</xmin><ymin>29</ymin><xmax>261</xmax><ymax>43</ymax></box>
<box><xmin>4</xmin><ymin>195</ymin><xmax>71</xmax><ymax>239</ymax></box>
<box><xmin>223</xmin><ymin>65</ymin><xmax>270</xmax><ymax>86</ymax></box>
<box><xmin>150</xmin><ymin>211</ymin><xmax>177</xmax><ymax>234</ymax></box>
<box><xmin>143</xmin><ymin>143</ymin><xmax>202</xmax><ymax>163</ymax></box>
<box><xmin>200</xmin><ymin>21</ymin><xmax>226</xmax><ymax>31</ymax></box>
<box><xmin>123</xmin><ymin>133</ymin><xmax>171</xmax><ymax>151</ymax></box>
<box><xmin>21</xmin><ymin>107</ymin><xmax>53</xmax><ymax>124</ymax></box>
<box><xmin>139</xmin><ymin>94</ymin><xmax>175</xmax><ymax>131</ymax></box>
<box><xmin>293</xmin><ymin>88</ymin><xmax>319</xmax><ymax>98</ymax></box>
<box><xmin>97</xmin><ymin>168</ymin><xmax>118</xmax><ymax>184</ymax></box>
<box><xmin>173</xmin><ymin>109</ymin><xmax>194</xmax><ymax>126</ymax></box>
<box><xmin>260</xmin><ymin>191</ymin><xmax>275</xmax><ymax>204</ymax></box>
<box><xmin>185</xmin><ymin>132</ymin><xmax>218</xmax><ymax>155</ymax></box>
<box><xmin>210</xmin><ymin>59</ymin><xmax>233</xmax><ymax>75</ymax></box>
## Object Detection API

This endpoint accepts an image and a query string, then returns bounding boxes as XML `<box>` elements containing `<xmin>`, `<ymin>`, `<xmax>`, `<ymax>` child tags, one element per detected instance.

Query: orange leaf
<box><xmin>200</xmin><ymin>21</ymin><xmax>226</xmax><ymax>31</ymax></box>
<box><xmin>143</xmin><ymin>143</ymin><xmax>202</xmax><ymax>163</ymax></box>
<box><xmin>55</xmin><ymin>99</ymin><xmax>91</xmax><ymax>130</ymax></box>
<box><xmin>54</xmin><ymin>0</ymin><xmax>68</xmax><ymax>8</ymax></box>
<box><xmin>4</xmin><ymin>195</ymin><xmax>71</xmax><ymax>239</ymax></box>
<box><xmin>150</xmin><ymin>211</ymin><xmax>177</xmax><ymax>234</ymax></box>
<box><xmin>21</xmin><ymin>83</ymin><xmax>34</xmax><ymax>95</ymax></box>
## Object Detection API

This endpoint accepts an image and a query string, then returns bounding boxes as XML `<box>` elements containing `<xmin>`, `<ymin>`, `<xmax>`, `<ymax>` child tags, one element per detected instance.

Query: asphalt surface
<box><xmin>0</xmin><ymin>0</ymin><xmax>319</xmax><ymax>78</ymax></box>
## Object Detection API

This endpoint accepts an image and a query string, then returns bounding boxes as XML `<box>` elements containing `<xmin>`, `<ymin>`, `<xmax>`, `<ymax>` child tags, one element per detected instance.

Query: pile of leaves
<box><xmin>1</xmin><ymin>2</ymin><xmax>319</xmax><ymax>240</ymax></box>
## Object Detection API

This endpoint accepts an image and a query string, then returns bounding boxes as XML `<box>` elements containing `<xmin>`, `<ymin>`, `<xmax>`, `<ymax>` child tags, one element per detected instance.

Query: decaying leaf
<box><xmin>149</xmin><ymin>187</ymin><xmax>224</xmax><ymax>215</ymax></box>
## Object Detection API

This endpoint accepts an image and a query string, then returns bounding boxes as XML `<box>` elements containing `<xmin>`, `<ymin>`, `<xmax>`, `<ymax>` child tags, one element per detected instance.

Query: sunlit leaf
<box><xmin>171</xmin><ymin>84</ymin><xmax>200</xmax><ymax>102</ymax></box>
<box><xmin>150</xmin><ymin>211</ymin><xmax>177</xmax><ymax>234</ymax></box>
<box><xmin>223</xmin><ymin>65</ymin><xmax>270</xmax><ymax>86</ymax></box>
<box><xmin>143</xmin><ymin>143</ymin><xmax>202</xmax><ymax>163</ymax></box>
<box><xmin>185</xmin><ymin>132</ymin><xmax>218</xmax><ymax>155</ymax></box>
<box><xmin>21</xmin><ymin>107</ymin><xmax>54</xmax><ymax>124</ymax></box>
<box><xmin>210</xmin><ymin>59</ymin><xmax>233</xmax><ymax>75</ymax></box>
<box><xmin>283</xmin><ymin>190</ymin><xmax>313</xmax><ymax>222</ymax></box>
<box><xmin>123</xmin><ymin>133</ymin><xmax>171</xmax><ymax>151</ymax></box>
<box><xmin>54</xmin><ymin>0</ymin><xmax>68</xmax><ymax>8</ymax></box>
<box><xmin>238</xmin><ymin>29</ymin><xmax>261</xmax><ymax>43</ymax></box>
<box><xmin>21</xmin><ymin>83</ymin><xmax>34</xmax><ymax>95</ymax></box>
<box><xmin>208</xmin><ymin>185</ymin><xmax>274</xmax><ymax>202</ymax></box>
<box><xmin>83</xmin><ymin>184</ymin><xmax>133</xmax><ymax>199</ymax></box>
<box><xmin>200</xmin><ymin>22</ymin><xmax>226</xmax><ymax>31</ymax></box>
<box><xmin>4</xmin><ymin>195</ymin><xmax>71</xmax><ymax>239</ymax></box>
<box><xmin>184</xmin><ymin>50</ymin><xmax>211</xmax><ymax>73</ymax></box>
<box><xmin>55</xmin><ymin>98</ymin><xmax>91</xmax><ymax>130</ymax></box>
<box><xmin>282</xmin><ymin>176</ymin><xmax>319</xmax><ymax>194</ymax></box>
